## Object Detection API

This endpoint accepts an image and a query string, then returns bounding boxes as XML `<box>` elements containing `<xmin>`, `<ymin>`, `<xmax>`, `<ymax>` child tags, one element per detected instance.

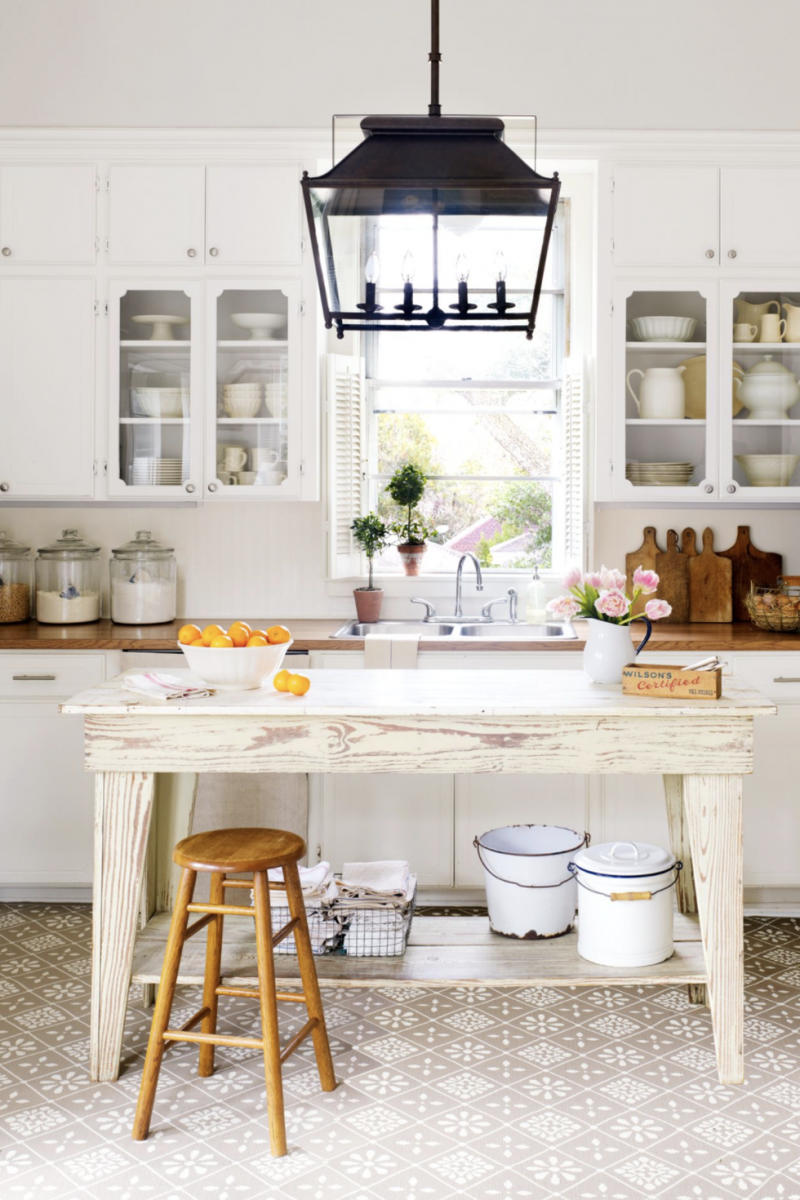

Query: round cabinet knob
<box><xmin>704</xmin><ymin>484</ymin><xmax>714</xmax><ymax>494</ymax></box>
<box><xmin>1</xmin><ymin>247</ymin><xmax>10</xmax><ymax>257</ymax></box>
<box><xmin>728</xmin><ymin>249</ymin><xmax>737</xmax><ymax>259</ymax></box>
<box><xmin>207</xmin><ymin>482</ymin><xmax>217</xmax><ymax>492</ymax></box>
<box><xmin>184</xmin><ymin>482</ymin><xmax>196</xmax><ymax>493</ymax></box>
<box><xmin>209</xmin><ymin>247</ymin><xmax>219</xmax><ymax>257</ymax></box>
<box><xmin>0</xmin><ymin>482</ymin><xmax>9</xmax><ymax>492</ymax></box>
<box><xmin>187</xmin><ymin>248</ymin><xmax>197</xmax><ymax>258</ymax></box>
<box><xmin>705</xmin><ymin>249</ymin><xmax>715</xmax><ymax>259</ymax></box>
<box><xmin>727</xmin><ymin>484</ymin><xmax>737</xmax><ymax>494</ymax></box>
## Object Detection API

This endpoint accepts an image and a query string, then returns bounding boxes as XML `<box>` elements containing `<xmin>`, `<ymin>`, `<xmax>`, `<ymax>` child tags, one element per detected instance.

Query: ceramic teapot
<box><xmin>783</xmin><ymin>301</ymin><xmax>800</xmax><ymax>343</ymax></box>
<box><xmin>736</xmin><ymin>355</ymin><xmax>800</xmax><ymax>419</ymax></box>
<box><xmin>626</xmin><ymin>365</ymin><xmax>686</xmax><ymax>420</ymax></box>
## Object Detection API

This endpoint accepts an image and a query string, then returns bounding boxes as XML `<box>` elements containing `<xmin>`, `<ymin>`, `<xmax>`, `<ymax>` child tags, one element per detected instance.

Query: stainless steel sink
<box><xmin>330</xmin><ymin>620</ymin><xmax>577</xmax><ymax>640</ymax></box>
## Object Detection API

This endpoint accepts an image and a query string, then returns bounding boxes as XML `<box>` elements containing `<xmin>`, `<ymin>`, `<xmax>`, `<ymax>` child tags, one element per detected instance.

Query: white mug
<box><xmin>733</xmin><ymin>323</ymin><xmax>758</xmax><ymax>343</ymax></box>
<box><xmin>236</xmin><ymin>471</ymin><xmax>258</xmax><ymax>486</ymax></box>
<box><xmin>250</xmin><ymin>447</ymin><xmax>279</xmax><ymax>471</ymax></box>
<box><xmin>217</xmin><ymin>470</ymin><xmax>236</xmax><ymax>486</ymax></box>
<box><xmin>222</xmin><ymin>447</ymin><xmax>248</xmax><ymax>471</ymax></box>
<box><xmin>759</xmin><ymin>313</ymin><xmax>787</xmax><ymax>343</ymax></box>
<box><xmin>257</xmin><ymin>467</ymin><xmax>287</xmax><ymax>487</ymax></box>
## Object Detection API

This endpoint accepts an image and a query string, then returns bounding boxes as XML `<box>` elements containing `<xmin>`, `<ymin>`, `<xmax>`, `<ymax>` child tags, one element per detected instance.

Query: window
<box><xmin>328</xmin><ymin>200</ymin><xmax>583</xmax><ymax>579</ymax></box>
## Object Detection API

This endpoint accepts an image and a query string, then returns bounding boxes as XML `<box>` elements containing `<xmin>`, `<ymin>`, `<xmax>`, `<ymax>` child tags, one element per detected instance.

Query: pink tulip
<box><xmin>599</xmin><ymin>566</ymin><xmax>626</xmax><ymax>591</ymax></box>
<box><xmin>645</xmin><ymin>598</ymin><xmax>672</xmax><ymax>621</ymax></box>
<box><xmin>594</xmin><ymin>589</ymin><xmax>631</xmax><ymax>619</ymax></box>
<box><xmin>633</xmin><ymin>566</ymin><xmax>660</xmax><ymax>595</ymax></box>
<box><xmin>584</xmin><ymin>571</ymin><xmax>603</xmax><ymax>589</ymax></box>
<box><xmin>547</xmin><ymin>595</ymin><xmax>581</xmax><ymax>619</ymax></box>
<box><xmin>562</xmin><ymin>566</ymin><xmax>583</xmax><ymax>590</ymax></box>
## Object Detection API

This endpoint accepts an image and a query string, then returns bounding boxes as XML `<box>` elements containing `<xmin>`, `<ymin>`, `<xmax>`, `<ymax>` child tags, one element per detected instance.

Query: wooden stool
<box><xmin>132</xmin><ymin>827</ymin><xmax>336</xmax><ymax>1156</ymax></box>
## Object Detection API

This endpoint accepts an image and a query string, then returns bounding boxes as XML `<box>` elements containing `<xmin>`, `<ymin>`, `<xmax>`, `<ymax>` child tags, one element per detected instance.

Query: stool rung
<box><xmin>215</xmin><ymin>985</ymin><xmax>307</xmax><ymax>1005</ymax></box>
<box><xmin>272</xmin><ymin>917</ymin><xmax>300</xmax><ymax>948</ymax></box>
<box><xmin>163</xmin><ymin>1030</ymin><xmax>264</xmax><ymax>1050</ymax></box>
<box><xmin>280</xmin><ymin>1017</ymin><xmax>319</xmax><ymax>1065</ymax></box>
<box><xmin>183</xmin><ymin>913</ymin><xmax>215</xmax><ymax>941</ymax></box>
<box><xmin>187</xmin><ymin>902</ymin><xmax>255</xmax><ymax>918</ymax></box>
<box><xmin>162</xmin><ymin>1005</ymin><xmax>211</xmax><ymax>1049</ymax></box>
<box><xmin>222</xmin><ymin>878</ymin><xmax>294</xmax><ymax>892</ymax></box>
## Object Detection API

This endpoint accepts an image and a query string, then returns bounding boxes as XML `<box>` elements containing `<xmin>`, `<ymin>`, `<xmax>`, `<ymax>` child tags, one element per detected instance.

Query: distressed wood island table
<box><xmin>62</xmin><ymin>668</ymin><xmax>776</xmax><ymax>1086</ymax></box>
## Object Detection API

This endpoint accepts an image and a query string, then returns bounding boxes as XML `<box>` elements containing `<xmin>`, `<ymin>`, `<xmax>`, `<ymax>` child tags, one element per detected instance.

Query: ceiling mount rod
<box><xmin>428</xmin><ymin>0</ymin><xmax>442</xmax><ymax>117</ymax></box>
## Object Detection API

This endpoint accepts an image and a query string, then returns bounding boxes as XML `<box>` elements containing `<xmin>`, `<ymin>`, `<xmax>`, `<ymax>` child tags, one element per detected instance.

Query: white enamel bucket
<box><xmin>474</xmin><ymin>824</ymin><xmax>589</xmax><ymax>940</ymax></box>
<box><xmin>570</xmin><ymin>840</ymin><xmax>682</xmax><ymax>967</ymax></box>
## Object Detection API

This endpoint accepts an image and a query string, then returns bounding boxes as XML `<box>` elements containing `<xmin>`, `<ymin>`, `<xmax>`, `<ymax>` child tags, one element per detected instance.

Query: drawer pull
<box><xmin>12</xmin><ymin>674</ymin><xmax>56</xmax><ymax>681</ymax></box>
<box><xmin>773</xmin><ymin>677</ymin><xmax>800</xmax><ymax>683</ymax></box>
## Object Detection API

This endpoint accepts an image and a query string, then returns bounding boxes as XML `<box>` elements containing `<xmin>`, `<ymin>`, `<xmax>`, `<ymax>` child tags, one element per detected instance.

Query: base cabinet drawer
<box><xmin>730</xmin><ymin>655</ymin><xmax>800</xmax><ymax>703</ymax></box>
<box><xmin>0</xmin><ymin>652</ymin><xmax>107</xmax><ymax>698</ymax></box>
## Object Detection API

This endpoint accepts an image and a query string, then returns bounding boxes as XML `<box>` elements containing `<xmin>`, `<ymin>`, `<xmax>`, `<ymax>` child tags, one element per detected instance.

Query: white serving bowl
<box><xmin>735</xmin><ymin>454</ymin><xmax>800</xmax><ymax>488</ymax></box>
<box><xmin>132</xmin><ymin>388</ymin><xmax>187</xmax><ymax>418</ymax></box>
<box><xmin>179</xmin><ymin>639</ymin><xmax>293</xmax><ymax>691</ymax></box>
<box><xmin>223</xmin><ymin>394</ymin><xmax>262</xmax><ymax>418</ymax></box>
<box><xmin>231</xmin><ymin>313</ymin><xmax>287</xmax><ymax>339</ymax></box>
<box><xmin>630</xmin><ymin>316</ymin><xmax>698</xmax><ymax>342</ymax></box>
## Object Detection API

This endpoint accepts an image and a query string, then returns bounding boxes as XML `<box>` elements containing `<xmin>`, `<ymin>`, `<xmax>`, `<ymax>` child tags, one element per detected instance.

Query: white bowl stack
<box><xmin>223</xmin><ymin>383</ymin><xmax>263</xmax><ymax>418</ymax></box>
<box><xmin>132</xmin><ymin>387</ymin><xmax>188</xmax><ymax>418</ymax></box>
<box><xmin>626</xmin><ymin>461</ymin><xmax>695</xmax><ymax>487</ymax></box>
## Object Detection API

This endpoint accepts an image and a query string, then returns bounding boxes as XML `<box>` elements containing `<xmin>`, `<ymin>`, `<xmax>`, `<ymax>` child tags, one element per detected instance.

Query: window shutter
<box><xmin>562</xmin><ymin>357</ymin><xmax>585</xmax><ymax>566</ymax></box>
<box><xmin>327</xmin><ymin>354</ymin><xmax>366</xmax><ymax>578</ymax></box>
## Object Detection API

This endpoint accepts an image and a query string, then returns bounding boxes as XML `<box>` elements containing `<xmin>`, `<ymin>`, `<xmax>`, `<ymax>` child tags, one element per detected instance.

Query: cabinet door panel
<box><xmin>722</xmin><ymin>168</ymin><xmax>800</xmax><ymax>266</ymax></box>
<box><xmin>743</xmin><ymin>711</ymin><xmax>800</xmax><ymax>888</ymax></box>
<box><xmin>614</xmin><ymin>166</ymin><xmax>719</xmax><ymax>267</ymax></box>
<box><xmin>108</xmin><ymin>165</ymin><xmax>205</xmax><ymax>265</ymax></box>
<box><xmin>320</xmin><ymin>774</ymin><xmax>453</xmax><ymax>886</ymax></box>
<box><xmin>0</xmin><ymin>164</ymin><xmax>96</xmax><ymax>264</ymax></box>
<box><xmin>0</xmin><ymin>278</ymin><xmax>94</xmax><ymax>498</ymax></box>
<box><xmin>206</xmin><ymin>165</ymin><xmax>302</xmax><ymax>265</ymax></box>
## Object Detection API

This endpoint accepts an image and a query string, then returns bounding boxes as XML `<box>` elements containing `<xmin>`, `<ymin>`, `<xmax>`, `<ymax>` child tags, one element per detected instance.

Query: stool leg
<box><xmin>284</xmin><ymin>861</ymin><xmax>336</xmax><ymax>1093</ymax></box>
<box><xmin>133</xmin><ymin>867</ymin><xmax>196</xmax><ymax>1141</ymax></box>
<box><xmin>253</xmin><ymin>871</ymin><xmax>287</xmax><ymax>1157</ymax></box>
<box><xmin>199</xmin><ymin>872</ymin><xmax>225</xmax><ymax>1078</ymax></box>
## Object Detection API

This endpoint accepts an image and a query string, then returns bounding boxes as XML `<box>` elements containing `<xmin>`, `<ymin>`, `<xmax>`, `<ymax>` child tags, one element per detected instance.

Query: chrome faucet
<box><xmin>481</xmin><ymin>588</ymin><xmax>519</xmax><ymax>622</ymax></box>
<box><xmin>455</xmin><ymin>553</ymin><xmax>483</xmax><ymax>618</ymax></box>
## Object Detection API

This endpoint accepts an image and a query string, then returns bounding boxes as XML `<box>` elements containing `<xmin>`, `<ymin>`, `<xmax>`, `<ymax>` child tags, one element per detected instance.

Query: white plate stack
<box><xmin>222</xmin><ymin>383</ymin><xmax>262</xmax><ymax>419</ymax></box>
<box><xmin>626</xmin><ymin>461</ymin><xmax>695</xmax><ymax>487</ymax></box>
<box><xmin>130</xmin><ymin>457</ymin><xmax>184</xmax><ymax>486</ymax></box>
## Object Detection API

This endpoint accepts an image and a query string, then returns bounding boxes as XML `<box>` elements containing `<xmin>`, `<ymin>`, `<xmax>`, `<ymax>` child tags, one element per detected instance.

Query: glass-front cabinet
<box><xmin>204</xmin><ymin>281</ymin><xmax>302</xmax><ymax>498</ymax></box>
<box><xmin>613</xmin><ymin>280</ymin><xmax>718</xmax><ymax>500</ymax></box>
<box><xmin>108</xmin><ymin>281</ymin><xmax>203</xmax><ymax>498</ymax></box>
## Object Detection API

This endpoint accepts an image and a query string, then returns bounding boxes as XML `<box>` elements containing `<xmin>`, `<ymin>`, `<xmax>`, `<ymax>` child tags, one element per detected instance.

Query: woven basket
<box><xmin>745</xmin><ymin>585</ymin><xmax>800</xmax><ymax>632</ymax></box>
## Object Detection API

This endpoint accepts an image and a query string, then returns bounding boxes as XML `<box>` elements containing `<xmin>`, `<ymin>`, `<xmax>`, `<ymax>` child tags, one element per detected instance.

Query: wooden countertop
<box><xmin>3</xmin><ymin>617</ymin><xmax>800</xmax><ymax>653</ymax></box>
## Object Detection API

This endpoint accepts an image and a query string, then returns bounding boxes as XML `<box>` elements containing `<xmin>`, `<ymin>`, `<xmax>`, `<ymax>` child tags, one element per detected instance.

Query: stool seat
<box><xmin>173</xmin><ymin>827</ymin><xmax>306</xmax><ymax>874</ymax></box>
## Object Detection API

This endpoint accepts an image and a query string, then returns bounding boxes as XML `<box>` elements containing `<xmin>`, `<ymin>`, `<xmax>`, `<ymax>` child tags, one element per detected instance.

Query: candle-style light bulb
<box><xmin>494</xmin><ymin>251</ymin><xmax>507</xmax><ymax>282</ymax></box>
<box><xmin>401</xmin><ymin>251</ymin><xmax>415</xmax><ymax>282</ymax></box>
<box><xmin>365</xmin><ymin>252</ymin><xmax>380</xmax><ymax>284</ymax></box>
<box><xmin>456</xmin><ymin>253</ymin><xmax>470</xmax><ymax>283</ymax></box>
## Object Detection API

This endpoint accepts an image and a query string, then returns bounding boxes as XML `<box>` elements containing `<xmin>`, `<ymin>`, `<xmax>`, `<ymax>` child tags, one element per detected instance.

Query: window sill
<box><xmin>326</xmin><ymin>573</ymin><xmax>560</xmax><ymax>600</ymax></box>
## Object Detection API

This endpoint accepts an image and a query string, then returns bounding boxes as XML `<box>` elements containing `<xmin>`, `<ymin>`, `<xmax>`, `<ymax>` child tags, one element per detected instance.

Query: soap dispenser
<box><xmin>525</xmin><ymin>564</ymin><xmax>547</xmax><ymax>624</ymax></box>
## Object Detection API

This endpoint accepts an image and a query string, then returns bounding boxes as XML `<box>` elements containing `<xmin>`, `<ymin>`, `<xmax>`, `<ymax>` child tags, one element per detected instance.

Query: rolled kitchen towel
<box><xmin>340</xmin><ymin>860</ymin><xmax>410</xmax><ymax>896</ymax></box>
<box><xmin>123</xmin><ymin>672</ymin><xmax>214</xmax><ymax>701</ymax></box>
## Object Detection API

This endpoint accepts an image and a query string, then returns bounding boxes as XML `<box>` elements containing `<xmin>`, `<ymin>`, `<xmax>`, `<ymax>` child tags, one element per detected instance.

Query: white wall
<box><xmin>0</xmin><ymin>0</ymin><xmax>797</xmax><ymax>132</ymax></box>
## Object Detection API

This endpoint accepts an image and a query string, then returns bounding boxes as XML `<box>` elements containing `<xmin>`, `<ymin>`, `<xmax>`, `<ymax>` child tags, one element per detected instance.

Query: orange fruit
<box><xmin>246</xmin><ymin>635</ymin><xmax>268</xmax><ymax>647</ymax></box>
<box><xmin>210</xmin><ymin>634</ymin><xmax>234</xmax><ymax>649</ymax></box>
<box><xmin>178</xmin><ymin>623</ymin><xmax>202</xmax><ymax>646</ymax></box>
<box><xmin>273</xmin><ymin>669</ymin><xmax>292</xmax><ymax>693</ymax></box>
<box><xmin>229</xmin><ymin>620</ymin><xmax>252</xmax><ymax>636</ymax></box>
<box><xmin>249</xmin><ymin>629</ymin><xmax>269</xmax><ymax>642</ymax></box>
<box><xmin>228</xmin><ymin>624</ymin><xmax>250</xmax><ymax>648</ymax></box>
<box><xmin>287</xmin><ymin>673</ymin><xmax>310</xmax><ymax>696</ymax></box>
<box><xmin>201</xmin><ymin>623</ymin><xmax>225</xmax><ymax>646</ymax></box>
<box><xmin>267</xmin><ymin>625</ymin><xmax>291</xmax><ymax>645</ymax></box>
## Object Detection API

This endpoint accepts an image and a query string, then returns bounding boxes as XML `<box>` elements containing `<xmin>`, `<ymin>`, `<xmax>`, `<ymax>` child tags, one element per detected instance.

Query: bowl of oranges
<box><xmin>177</xmin><ymin>621</ymin><xmax>293</xmax><ymax>691</ymax></box>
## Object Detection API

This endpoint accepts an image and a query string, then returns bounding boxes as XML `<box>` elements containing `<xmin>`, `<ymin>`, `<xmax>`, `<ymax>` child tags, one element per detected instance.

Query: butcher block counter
<box><xmin>64</xmin><ymin>666</ymin><xmax>776</xmax><ymax>1088</ymax></box>
<box><xmin>4</xmin><ymin>618</ymin><xmax>800</xmax><ymax>652</ymax></box>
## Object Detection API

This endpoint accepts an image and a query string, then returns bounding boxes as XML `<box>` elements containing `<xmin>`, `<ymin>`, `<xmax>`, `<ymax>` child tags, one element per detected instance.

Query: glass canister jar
<box><xmin>110</xmin><ymin>531</ymin><xmax>177</xmax><ymax>625</ymax></box>
<box><xmin>36</xmin><ymin>529</ymin><xmax>102</xmax><ymax>624</ymax></box>
<box><xmin>0</xmin><ymin>531</ymin><xmax>34</xmax><ymax>623</ymax></box>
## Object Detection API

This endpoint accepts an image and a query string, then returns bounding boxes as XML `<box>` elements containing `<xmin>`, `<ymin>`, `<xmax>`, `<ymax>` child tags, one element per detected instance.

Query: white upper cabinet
<box><xmin>206</xmin><ymin>165</ymin><xmax>303</xmax><ymax>265</ymax></box>
<box><xmin>0</xmin><ymin>164</ymin><xmax>96</xmax><ymax>264</ymax></box>
<box><xmin>613</xmin><ymin>166</ymin><xmax>720</xmax><ymax>267</ymax></box>
<box><xmin>0</xmin><ymin>278</ymin><xmax>95</xmax><ymax>498</ymax></box>
<box><xmin>108</xmin><ymin>165</ymin><xmax>205</xmax><ymax>265</ymax></box>
<box><xmin>721</xmin><ymin>168</ymin><xmax>800</xmax><ymax>267</ymax></box>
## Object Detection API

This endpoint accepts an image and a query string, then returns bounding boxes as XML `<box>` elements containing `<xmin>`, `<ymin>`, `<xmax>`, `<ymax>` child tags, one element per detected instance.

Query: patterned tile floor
<box><xmin>2</xmin><ymin>906</ymin><xmax>800</xmax><ymax>1199</ymax></box>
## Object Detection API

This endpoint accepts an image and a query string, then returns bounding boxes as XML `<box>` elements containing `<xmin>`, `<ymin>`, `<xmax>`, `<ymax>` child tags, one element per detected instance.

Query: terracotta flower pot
<box><xmin>354</xmin><ymin>588</ymin><xmax>384</xmax><ymax>622</ymax></box>
<box><xmin>397</xmin><ymin>543</ymin><xmax>427</xmax><ymax>577</ymax></box>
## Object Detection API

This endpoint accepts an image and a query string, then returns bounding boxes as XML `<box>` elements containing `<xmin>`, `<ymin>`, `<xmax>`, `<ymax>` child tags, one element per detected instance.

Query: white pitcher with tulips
<box><xmin>548</xmin><ymin>566</ymin><xmax>672</xmax><ymax>684</ymax></box>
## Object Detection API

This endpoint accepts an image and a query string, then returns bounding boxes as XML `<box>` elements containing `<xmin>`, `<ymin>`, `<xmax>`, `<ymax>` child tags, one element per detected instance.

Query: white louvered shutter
<box><xmin>562</xmin><ymin>357</ymin><xmax>585</xmax><ymax>566</ymax></box>
<box><xmin>327</xmin><ymin>354</ymin><xmax>366</xmax><ymax>578</ymax></box>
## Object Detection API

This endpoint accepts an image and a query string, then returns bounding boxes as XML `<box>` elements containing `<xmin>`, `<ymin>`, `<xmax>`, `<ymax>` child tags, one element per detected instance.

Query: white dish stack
<box><xmin>626</xmin><ymin>461</ymin><xmax>695</xmax><ymax>487</ymax></box>
<box><xmin>130</xmin><ymin>457</ymin><xmax>184</xmax><ymax>486</ymax></box>
<box><xmin>223</xmin><ymin>382</ymin><xmax>263</xmax><ymax>418</ymax></box>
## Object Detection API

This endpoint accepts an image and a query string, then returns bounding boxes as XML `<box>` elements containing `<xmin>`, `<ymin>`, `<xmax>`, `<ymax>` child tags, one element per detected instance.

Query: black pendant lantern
<box><xmin>301</xmin><ymin>0</ymin><xmax>560</xmax><ymax>339</ymax></box>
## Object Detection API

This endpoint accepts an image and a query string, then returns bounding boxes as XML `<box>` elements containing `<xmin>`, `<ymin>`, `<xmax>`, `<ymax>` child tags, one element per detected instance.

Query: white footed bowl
<box><xmin>736</xmin><ymin>454</ymin><xmax>800</xmax><ymax>487</ymax></box>
<box><xmin>223</xmin><ymin>395</ymin><xmax>262</xmax><ymax>418</ymax></box>
<box><xmin>179</xmin><ymin>639</ymin><xmax>292</xmax><ymax>690</ymax></box>
<box><xmin>630</xmin><ymin>316</ymin><xmax>698</xmax><ymax>342</ymax></box>
<box><xmin>231</xmin><ymin>313</ymin><xmax>287</xmax><ymax>339</ymax></box>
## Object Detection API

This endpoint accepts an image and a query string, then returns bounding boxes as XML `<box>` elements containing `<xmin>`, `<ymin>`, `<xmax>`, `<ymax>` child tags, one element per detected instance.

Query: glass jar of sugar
<box><xmin>36</xmin><ymin>529</ymin><xmax>102</xmax><ymax>624</ymax></box>
<box><xmin>110</xmin><ymin>531</ymin><xmax>177</xmax><ymax>625</ymax></box>
<box><xmin>0</xmin><ymin>531</ymin><xmax>34</xmax><ymax>624</ymax></box>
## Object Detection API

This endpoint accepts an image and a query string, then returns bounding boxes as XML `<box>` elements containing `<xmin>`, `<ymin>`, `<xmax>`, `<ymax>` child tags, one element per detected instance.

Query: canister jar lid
<box><xmin>572</xmin><ymin>840</ymin><xmax>675</xmax><ymax>876</ymax></box>
<box><xmin>0</xmin><ymin>531</ymin><xmax>31</xmax><ymax>559</ymax></box>
<box><xmin>111</xmin><ymin>530</ymin><xmax>174</xmax><ymax>560</ymax></box>
<box><xmin>37</xmin><ymin>529</ymin><xmax>101</xmax><ymax>559</ymax></box>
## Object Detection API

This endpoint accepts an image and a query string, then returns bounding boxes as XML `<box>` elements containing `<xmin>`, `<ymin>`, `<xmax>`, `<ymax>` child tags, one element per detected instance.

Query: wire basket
<box><xmin>745</xmin><ymin>584</ymin><xmax>800</xmax><ymax>632</ymax></box>
<box><xmin>270</xmin><ymin>882</ymin><xmax>417</xmax><ymax>958</ymax></box>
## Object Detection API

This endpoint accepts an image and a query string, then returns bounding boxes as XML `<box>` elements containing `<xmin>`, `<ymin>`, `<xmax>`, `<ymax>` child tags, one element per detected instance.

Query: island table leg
<box><xmin>90</xmin><ymin>770</ymin><xmax>155</xmax><ymax>1083</ymax></box>
<box><xmin>663</xmin><ymin>774</ymin><xmax>706</xmax><ymax>1006</ymax></box>
<box><xmin>682</xmin><ymin>773</ymin><xmax>744</xmax><ymax>1085</ymax></box>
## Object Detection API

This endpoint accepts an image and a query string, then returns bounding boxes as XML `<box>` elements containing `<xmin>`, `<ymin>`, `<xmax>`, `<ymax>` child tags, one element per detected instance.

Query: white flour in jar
<box><xmin>111</xmin><ymin>577</ymin><xmax>175</xmax><ymax>625</ymax></box>
<box><xmin>36</xmin><ymin>589</ymin><xmax>100</xmax><ymax>624</ymax></box>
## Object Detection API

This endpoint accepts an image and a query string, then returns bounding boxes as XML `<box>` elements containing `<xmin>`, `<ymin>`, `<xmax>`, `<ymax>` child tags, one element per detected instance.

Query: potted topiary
<box><xmin>350</xmin><ymin>513</ymin><xmax>390</xmax><ymax>622</ymax></box>
<box><xmin>385</xmin><ymin>463</ymin><xmax>434</xmax><ymax>576</ymax></box>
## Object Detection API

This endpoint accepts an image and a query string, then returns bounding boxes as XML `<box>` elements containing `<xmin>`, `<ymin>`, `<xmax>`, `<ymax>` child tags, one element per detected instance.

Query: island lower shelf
<box><xmin>131</xmin><ymin>912</ymin><xmax>706</xmax><ymax>989</ymax></box>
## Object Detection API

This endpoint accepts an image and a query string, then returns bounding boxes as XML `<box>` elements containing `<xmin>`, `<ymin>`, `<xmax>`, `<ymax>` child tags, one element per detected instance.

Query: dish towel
<box><xmin>123</xmin><ymin>672</ymin><xmax>214</xmax><ymax>701</ymax></box>
<box><xmin>363</xmin><ymin>635</ymin><xmax>420</xmax><ymax>670</ymax></box>
<box><xmin>340</xmin><ymin>860</ymin><xmax>410</xmax><ymax>896</ymax></box>
<box><xmin>343</xmin><ymin>908</ymin><xmax>410</xmax><ymax>956</ymax></box>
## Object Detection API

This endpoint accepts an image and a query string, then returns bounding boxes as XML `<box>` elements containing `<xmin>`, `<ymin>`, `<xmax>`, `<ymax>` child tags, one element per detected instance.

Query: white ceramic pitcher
<box><xmin>626</xmin><ymin>365</ymin><xmax>686</xmax><ymax>420</ymax></box>
<box><xmin>783</xmin><ymin>301</ymin><xmax>800</xmax><ymax>343</ymax></box>
<box><xmin>583</xmin><ymin>617</ymin><xmax>652</xmax><ymax>685</ymax></box>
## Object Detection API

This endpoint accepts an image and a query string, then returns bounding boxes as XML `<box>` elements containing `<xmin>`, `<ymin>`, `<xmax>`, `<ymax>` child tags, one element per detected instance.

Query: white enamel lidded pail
<box><xmin>570</xmin><ymin>841</ymin><xmax>681</xmax><ymax>967</ymax></box>
<box><xmin>473</xmin><ymin>825</ymin><xmax>589</xmax><ymax>939</ymax></box>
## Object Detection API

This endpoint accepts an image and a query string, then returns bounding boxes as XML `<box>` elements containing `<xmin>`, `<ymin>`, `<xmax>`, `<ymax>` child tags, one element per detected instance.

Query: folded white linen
<box><xmin>274</xmin><ymin>908</ymin><xmax>343</xmax><ymax>955</ymax></box>
<box><xmin>268</xmin><ymin>861</ymin><xmax>332</xmax><ymax>896</ymax></box>
<box><xmin>342</xmin><ymin>909</ymin><xmax>410</xmax><ymax>956</ymax></box>
<box><xmin>123</xmin><ymin>672</ymin><xmax>214</xmax><ymax>701</ymax></box>
<box><xmin>340</xmin><ymin>860</ymin><xmax>410</xmax><ymax>895</ymax></box>
<box><xmin>390</xmin><ymin>635</ymin><xmax>421</xmax><ymax>669</ymax></box>
<box><xmin>363</xmin><ymin>635</ymin><xmax>392</xmax><ymax>669</ymax></box>
<box><xmin>335</xmin><ymin>873</ymin><xmax>417</xmax><ymax>910</ymax></box>
<box><xmin>363</xmin><ymin>635</ymin><xmax>421</xmax><ymax>670</ymax></box>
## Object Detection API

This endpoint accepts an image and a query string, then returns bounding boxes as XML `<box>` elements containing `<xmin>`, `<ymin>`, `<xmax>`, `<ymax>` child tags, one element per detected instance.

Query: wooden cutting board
<box><xmin>626</xmin><ymin>527</ymin><xmax>661</xmax><ymax>617</ymax></box>
<box><xmin>655</xmin><ymin>530</ymin><xmax>689</xmax><ymax>624</ymax></box>
<box><xmin>688</xmin><ymin>528</ymin><xmax>733</xmax><ymax>623</ymax></box>
<box><xmin>718</xmin><ymin>526</ymin><xmax>783</xmax><ymax>621</ymax></box>
<box><xmin>682</xmin><ymin>528</ymin><xmax>698</xmax><ymax>558</ymax></box>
